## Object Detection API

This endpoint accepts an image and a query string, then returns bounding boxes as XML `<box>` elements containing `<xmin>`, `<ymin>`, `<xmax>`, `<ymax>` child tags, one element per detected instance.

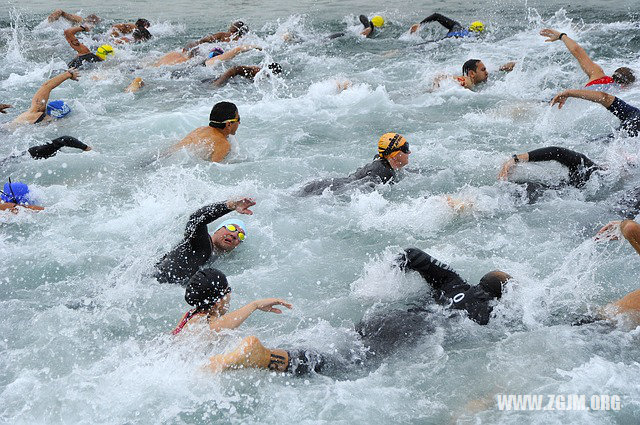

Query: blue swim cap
<box><xmin>208</xmin><ymin>48</ymin><xmax>224</xmax><ymax>59</ymax></box>
<box><xmin>46</xmin><ymin>100</ymin><xmax>71</xmax><ymax>119</ymax></box>
<box><xmin>1</xmin><ymin>182</ymin><xmax>31</xmax><ymax>204</ymax></box>
<box><xmin>215</xmin><ymin>218</ymin><xmax>246</xmax><ymax>233</ymax></box>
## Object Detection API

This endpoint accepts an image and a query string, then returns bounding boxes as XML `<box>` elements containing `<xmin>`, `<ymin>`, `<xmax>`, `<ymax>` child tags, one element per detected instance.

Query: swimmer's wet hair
<box><xmin>268</xmin><ymin>62</ymin><xmax>283</xmax><ymax>75</ymax></box>
<box><xmin>209</xmin><ymin>101</ymin><xmax>238</xmax><ymax>129</ymax></box>
<box><xmin>612</xmin><ymin>67</ymin><xmax>635</xmax><ymax>86</ymax></box>
<box><xmin>133</xmin><ymin>27</ymin><xmax>152</xmax><ymax>41</ymax></box>
<box><xmin>135</xmin><ymin>18</ymin><xmax>151</xmax><ymax>29</ymax></box>
<box><xmin>231</xmin><ymin>21</ymin><xmax>249</xmax><ymax>36</ymax></box>
<box><xmin>462</xmin><ymin>59</ymin><xmax>481</xmax><ymax>76</ymax></box>
<box><xmin>185</xmin><ymin>269</ymin><xmax>231</xmax><ymax>311</ymax></box>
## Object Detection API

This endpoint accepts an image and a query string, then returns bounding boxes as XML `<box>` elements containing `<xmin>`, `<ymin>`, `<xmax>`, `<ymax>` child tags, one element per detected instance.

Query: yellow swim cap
<box><xmin>469</xmin><ymin>21</ymin><xmax>484</xmax><ymax>32</ymax></box>
<box><xmin>378</xmin><ymin>133</ymin><xmax>407</xmax><ymax>158</ymax></box>
<box><xmin>95</xmin><ymin>44</ymin><xmax>115</xmax><ymax>60</ymax></box>
<box><xmin>371</xmin><ymin>16</ymin><xmax>385</xmax><ymax>28</ymax></box>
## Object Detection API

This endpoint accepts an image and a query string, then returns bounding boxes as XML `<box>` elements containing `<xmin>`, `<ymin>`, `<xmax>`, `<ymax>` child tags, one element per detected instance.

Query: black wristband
<box><xmin>559</xmin><ymin>33</ymin><xmax>566</xmax><ymax>40</ymax></box>
<box><xmin>512</xmin><ymin>154</ymin><xmax>520</xmax><ymax>163</ymax></box>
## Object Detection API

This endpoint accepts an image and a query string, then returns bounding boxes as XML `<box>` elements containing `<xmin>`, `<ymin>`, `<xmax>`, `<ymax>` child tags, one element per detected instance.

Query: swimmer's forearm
<box><xmin>564</xmin><ymin>89</ymin><xmax>615</xmax><ymax>107</ymax></box>
<box><xmin>208</xmin><ymin>303</ymin><xmax>257</xmax><ymax>331</ymax></box>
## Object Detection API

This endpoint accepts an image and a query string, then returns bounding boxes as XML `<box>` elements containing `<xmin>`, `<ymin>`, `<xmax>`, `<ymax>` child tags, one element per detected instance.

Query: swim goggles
<box><xmin>382</xmin><ymin>142</ymin><xmax>410</xmax><ymax>157</ymax></box>
<box><xmin>209</xmin><ymin>116</ymin><xmax>240</xmax><ymax>125</ymax></box>
<box><xmin>223</xmin><ymin>224</ymin><xmax>245</xmax><ymax>241</ymax></box>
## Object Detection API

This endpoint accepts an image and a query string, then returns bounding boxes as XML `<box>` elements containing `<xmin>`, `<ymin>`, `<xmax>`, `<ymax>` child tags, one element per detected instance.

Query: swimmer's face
<box><xmin>471</xmin><ymin>61</ymin><xmax>488</xmax><ymax>83</ymax></box>
<box><xmin>388</xmin><ymin>149</ymin><xmax>410</xmax><ymax>170</ymax></box>
<box><xmin>211</xmin><ymin>223</ymin><xmax>245</xmax><ymax>252</ymax></box>
<box><xmin>215</xmin><ymin>292</ymin><xmax>231</xmax><ymax>315</ymax></box>
<box><xmin>227</xmin><ymin>112</ymin><xmax>240</xmax><ymax>135</ymax></box>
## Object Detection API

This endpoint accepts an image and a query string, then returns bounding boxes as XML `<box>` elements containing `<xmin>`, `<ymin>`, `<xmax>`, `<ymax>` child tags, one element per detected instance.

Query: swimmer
<box><xmin>298</xmin><ymin>133</ymin><xmax>411</xmax><ymax>196</ymax></box>
<box><xmin>497</xmin><ymin>146</ymin><xmax>640</xmax><ymax>216</ymax></box>
<box><xmin>0</xmin><ymin>104</ymin><xmax>11</xmax><ymax>114</ymax></box>
<box><xmin>540</xmin><ymin>28</ymin><xmax>635</xmax><ymax>89</ymax></box>
<box><xmin>167</xmin><ymin>101</ymin><xmax>240</xmax><ymax>162</ymax></box>
<box><xmin>184</xmin><ymin>21</ymin><xmax>249</xmax><ymax>50</ymax></box>
<box><xmin>110</xmin><ymin>18</ymin><xmax>151</xmax><ymax>37</ymax></box>
<box><xmin>398</xmin><ymin>248</ymin><xmax>512</xmax><ymax>325</ymax></box>
<box><xmin>154</xmin><ymin>197</ymin><xmax>255</xmax><ymax>285</ymax></box>
<box><xmin>47</xmin><ymin>9</ymin><xmax>100</xmax><ymax>25</ymax></box>
<box><xmin>64</xmin><ymin>25</ymin><xmax>115</xmax><ymax>69</ymax></box>
<box><xmin>410</xmin><ymin>13</ymin><xmax>484</xmax><ymax>39</ymax></box>
<box><xmin>11</xmin><ymin>69</ymin><xmax>78</xmax><ymax>125</ymax></box>
<box><xmin>208</xmin><ymin>63</ymin><xmax>283</xmax><ymax>87</ymax></box>
<box><xmin>550</xmin><ymin>89</ymin><xmax>640</xmax><ymax>137</ymax></box>
<box><xmin>0</xmin><ymin>181</ymin><xmax>44</xmax><ymax>213</ymax></box>
<box><xmin>434</xmin><ymin>59</ymin><xmax>515</xmax><ymax>90</ymax></box>
<box><xmin>328</xmin><ymin>14</ymin><xmax>379</xmax><ymax>39</ymax></box>
<box><xmin>151</xmin><ymin>49</ymin><xmax>198</xmax><ymax>67</ymax></box>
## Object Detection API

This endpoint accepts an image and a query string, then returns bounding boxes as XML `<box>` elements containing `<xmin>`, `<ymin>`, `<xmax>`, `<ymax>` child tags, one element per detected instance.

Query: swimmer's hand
<box><xmin>550</xmin><ymin>91</ymin><xmax>569</xmax><ymax>109</ymax></box>
<box><xmin>67</xmin><ymin>69</ymin><xmax>80</xmax><ymax>81</ymax></box>
<box><xmin>252</xmin><ymin>298</ymin><xmax>292</xmax><ymax>314</ymax></box>
<box><xmin>84</xmin><ymin>146</ymin><xmax>92</xmax><ymax>151</ymax></box>
<box><xmin>498</xmin><ymin>158</ymin><xmax>517</xmax><ymax>180</ymax></box>
<box><xmin>0</xmin><ymin>104</ymin><xmax>12</xmax><ymax>113</ymax></box>
<box><xmin>410</xmin><ymin>23</ymin><xmax>421</xmax><ymax>34</ymax></box>
<box><xmin>499</xmin><ymin>61</ymin><xmax>516</xmax><ymax>72</ymax></box>
<box><xmin>595</xmin><ymin>220</ymin><xmax>622</xmax><ymax>241</ymax></box>
<box><xmin>540</xmin><ymin>28</ymin><xmax>563</xmax><ymax>42</ymax></box>
<box><xmin>226</xmin><ymin>197</ymin><xmax>256</xmax><ymax>215</ymax></box>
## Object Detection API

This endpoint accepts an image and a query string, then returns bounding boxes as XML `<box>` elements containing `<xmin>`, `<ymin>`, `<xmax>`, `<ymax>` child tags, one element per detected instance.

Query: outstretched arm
<box><xmin>184</xmin><ymin>32</ymin><xmax>226</xmax><ymax>50</ymax></box>
<box><xmin>550</xmin><ymin>89</ymin><xmax>615</xmax><ymax>109</ymax></box>
<box><xmin>48</xmin><ymin>9</ymin><xmax>83</xmax><ymax>24</ymax></box>
<box><xmin>64</xmin><ymin>26</ymin><xmax>92</xmax><ymax>55</ymax></box>
<box><xmin>207</xmin><ymin>298</ymin><xmax>292</xmax><ymax>332</ymax></box>
<box><xmin>411</xmin><ymin>13</ymin><xmax>460</xmax><ymax>33</ymax></box>
<box><xmin>29</xmin><ymin>69</ymin><xmax>78</xmax><ymax>113</ymax></box>
<box><xmin>596</xmin><ymin>220</ymin><xmax>640</xmax><ymax>256</ymax></box>
<box><xmin>498</xmin><ymin>147</ymin><xmax>596</xmax><ymax>183</ymax></box>
<box><xmin>205</xmin><ymin>45</ymin><xmax>261</xmax><ymax>66</ymax></box>
<box><xmin>212</xmin><ymin>66</ymin><xmax>259</xmax><ymax>87</ymax></box>
<box><xmin>540</xmin><ymin>29</ymin><xmax>605</xmax><ymax>81</ymax></box>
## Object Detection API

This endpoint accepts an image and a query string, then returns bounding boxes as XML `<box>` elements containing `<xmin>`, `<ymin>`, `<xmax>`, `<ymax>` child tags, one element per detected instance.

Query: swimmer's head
<box><xmin>46</xmin><ymin>100</ymin><xmax>71</xmax><ymax>119</ymax></box>
<box><xmin>469</xmin><ymin>21</ymin><xmax>485</xmax><ymax>33</ymax></box>
<box><xmin>268</xmin><ymin>62</ymin><xmax>283</xmax><ymax>75</ymax></box>
<box><xmin>208</xmin><ymin>47</ymin><xmax>225</xmax><ymax>59</ymax></box>
<box><xmin>612</xmin><ymin>67</ymin><xmax>635</xmax><ymax>86</ymax></box>
<box><xmin>135</xmin><ymin>18</ymin><xmax>151</xmax><ymax>29</ymax></box>
<box><xmin>211</xmin><ymin>219</ymin><xmax>246</xmax><ymax>252</ymax></box>
<box><xmin>1</xmin><ymin>181</ymin><xmax>32</xmax><ymax>205</ymax></box>
<box><xmin>84</xmin><ymin>14</ymin><xmax>101</xmax><ymax>25</ymax></box>
<box><xmin>185</xmin><ymin>268</ymin><xmax>231</xmax><ymax>312</ymax></box>
<box><xmin>133</xmin><ymin>27</ymin><xmax>152</xmax><ymax>42</ymax></box>
<box><xmin>462</xmin><ymin>59</ymin><xmax>488</xmax><ymax>83</ymax></box>
<box><xmin>478</xmin><ymin>270</ymin><xmax>512</xmax><ymax>299</ymax></box>
<box><xmin>95</xmin><ymin>44</ymin><xmax>115</xmax><ymax>60</ymax></box>
<box><xmin>371</xmin><ymin>16</ymin><xmax>385</xmax><ymax>28</ymax></box>
<box><xmin>378</xmin><ymin>133</ymin><xmax>411</xmax><ymax>169</ymax></box>
<box><xmin>230</xmin><ymin>21</ymin><xmax>249</xmax><ymax>37</ymax></box>
<box><xmin>209</xmin><ymin>101</ymin><xmax>239</xmax><ymax>132</ymax></box>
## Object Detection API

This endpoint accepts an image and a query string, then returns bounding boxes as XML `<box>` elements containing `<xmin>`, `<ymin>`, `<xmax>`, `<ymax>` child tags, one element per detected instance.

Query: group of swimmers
<box><xmin>2</xmin><ymin>10</ymin><xmax>640</xmax><ymax>377</ymax></box>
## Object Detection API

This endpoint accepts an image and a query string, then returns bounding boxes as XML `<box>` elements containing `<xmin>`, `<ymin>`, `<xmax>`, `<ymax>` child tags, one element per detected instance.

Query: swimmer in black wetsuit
<box><xmin>0</xmin><ymin>136</ymin><xmax>91</xmax><ymax>166</ymax></box>
<box><xmin>551</xmin><ymin>89</ymin><xmax>640</xmax><ymax>138</ymax></box>
<box><xmin>64</xmin><ymin>26</ymin><xmax>114</xmax><ymax>69</ymax></box>
<box><xmin>328</xmin><ymin>14</ymin><xmax>376</xmax><ymax>39</ymax></box>
<box><xmin>298</xmin><ymin>132</ymin><xmax>411</xmax><ymax>196</ymax></box>
<box><xmin>154</xmin><ymin>197</ymin><xmax>255</xmax><ymax>285</ymax></box>
<box><xmin>409</xmin><ymin>13</ymin><xmax>484</xmax><ymax>38</ymax></box>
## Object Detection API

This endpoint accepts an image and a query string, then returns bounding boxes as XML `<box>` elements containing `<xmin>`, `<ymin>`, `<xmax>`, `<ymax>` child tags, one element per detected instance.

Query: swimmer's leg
<box><xmin>207</xmin><ymin>336</ymin><xmax>289</xmax><ymax>373</ymax></box>
<box><xmin>125</xmin><ymin>77</ymin><xmax>145</xmax><ymax>93</ymax></box>
<box><xmin>28</xmin><ymin>136</ymin><xmax>89</xmax><ymax>159</ymax></box>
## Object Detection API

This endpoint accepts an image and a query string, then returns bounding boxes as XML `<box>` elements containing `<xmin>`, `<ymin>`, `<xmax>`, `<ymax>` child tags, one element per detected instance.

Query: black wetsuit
<box><xmin>420</xmin><ymin>13</ymin><xmax>463</xmax><ymax>33</ymax></box>
<box><xmin>298</xmin><ymin>157</ymin><xmax>397</xmax><ymax>196</ymax></box>
<box><xmin>154</xmin><ymin>202</ymin><xmax>232</xmax><ymax>285</ymax></box>
<box><xmin>0</xmin><ymin>136</ymin><xmax>88</xmax><ymax>166</ymax></box>
<box><xmin>68</xmin><ymin>53</ymin><xmax>103</xmax><ymax>69</ymax></box>
<box><xmin>607</xmin><ymin>97</ymin><xmax>640</xmax><ymax>137</ymax></box>
<box><xmin>526</xmin><ymin>146</ymin><xmax>599</xmax><ymax>188</ymax></box>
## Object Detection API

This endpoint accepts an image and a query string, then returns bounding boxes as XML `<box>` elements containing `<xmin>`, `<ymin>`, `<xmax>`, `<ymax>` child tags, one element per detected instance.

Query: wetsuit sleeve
<box><xmin>420</xmin><ymin>13</ymin><xmax>461</xmax><ymax>31</ymax></box>
<box><xmin>607</xmin><ymin>97</ymin><xmax>640</xmax><ymax>136</ymax></box>
<box><xmin>401</xmin><ymin>248</ymin><xmax>469</xmax><ymax>296</ymax></box>
<box><xmin>184</xmin><ymin>203</ymin><xmax>232</xmax><ymax>240</ymax></box>
<box><xmin>28</xmin><ymin>136</ymin><xmax>88</xmax><ymax>159</ymax></box>
<box><xmin>527</xmin><ymin>146</ymin><xmax>597</xmax><ymax>187</ymax></box>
